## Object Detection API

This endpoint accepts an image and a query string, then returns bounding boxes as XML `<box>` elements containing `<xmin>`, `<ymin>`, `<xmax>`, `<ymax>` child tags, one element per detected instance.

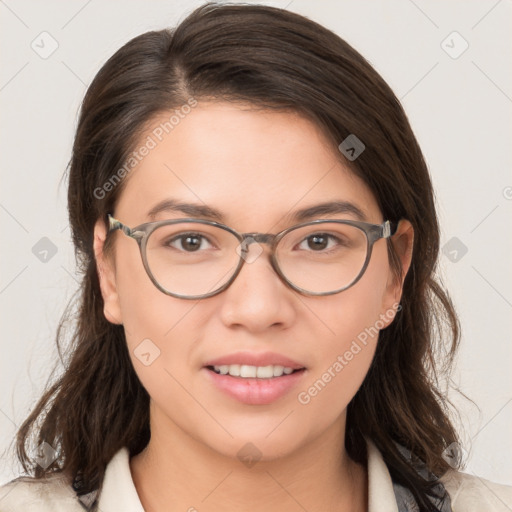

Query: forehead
<box><xmin>115</xmin><ymin>102</ymin><xmax>380</xmax><ymax>228</ymax></box>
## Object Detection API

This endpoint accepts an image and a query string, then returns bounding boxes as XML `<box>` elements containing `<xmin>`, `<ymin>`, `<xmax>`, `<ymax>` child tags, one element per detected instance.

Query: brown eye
<box><xmin>298</xmin><ymin>233</ymin><xmax>343</xmax><ymax>252</ymax></box>
<box><xmin>166</xmin><ymin>233</ymin><xmax>213</xmax><ymax>252</ymax></box>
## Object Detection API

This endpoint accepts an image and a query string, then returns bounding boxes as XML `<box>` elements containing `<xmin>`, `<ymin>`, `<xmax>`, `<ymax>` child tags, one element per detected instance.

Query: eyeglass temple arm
<box><xmin>107</xmin><ymin>214</ymin><xmax>143</xmax><ymax>239</ymax></box>
<box><xmin>382</xmin><ymin>220</ymin><xmax>399</xmax><ymax>238</ymax></box>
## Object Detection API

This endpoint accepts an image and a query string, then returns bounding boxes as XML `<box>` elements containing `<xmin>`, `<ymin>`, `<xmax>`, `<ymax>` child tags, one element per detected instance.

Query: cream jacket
<box><xmin>1</xmin><ymin>440</ymin><xmax>511</xmax><ymax>511</ymax></box>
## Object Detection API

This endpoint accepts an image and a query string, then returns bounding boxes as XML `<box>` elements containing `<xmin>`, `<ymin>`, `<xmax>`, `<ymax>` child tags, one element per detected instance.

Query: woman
<box><xmin>1</xmin><ymin>3</ymin><xmax>510</xmax><ymax>511</ymax></box>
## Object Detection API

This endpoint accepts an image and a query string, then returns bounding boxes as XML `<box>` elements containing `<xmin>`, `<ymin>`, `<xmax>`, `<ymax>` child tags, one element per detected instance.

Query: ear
<box><xmin>379</xmin><ymin>219</ymin><xmax>414</xmax><ymax>326</ymax></box>
<box><xmin>93</xmin><ymin>218</ymin><xmax>123</xmax><ymax>325</ymax></box>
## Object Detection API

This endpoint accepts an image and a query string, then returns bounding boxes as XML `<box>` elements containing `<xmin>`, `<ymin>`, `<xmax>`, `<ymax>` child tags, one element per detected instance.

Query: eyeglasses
<box><xmin>107</xmin><ymin>214</ymin><xmax>397</xmax><ymax>300</ymax></box>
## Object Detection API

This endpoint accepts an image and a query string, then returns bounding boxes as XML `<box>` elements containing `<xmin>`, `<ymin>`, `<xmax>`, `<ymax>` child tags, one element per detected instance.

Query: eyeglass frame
<box><xmin>107</xmin><ymin>213</ymin><xmax>398</xmax><ymax>300</ymax></box>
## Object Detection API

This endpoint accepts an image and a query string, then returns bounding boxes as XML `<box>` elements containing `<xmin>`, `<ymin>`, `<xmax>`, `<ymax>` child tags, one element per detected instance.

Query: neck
<box><xmin>130</xmin><ymin>409</ymin><xmax>367</xmax><ymax>512</ymax></box>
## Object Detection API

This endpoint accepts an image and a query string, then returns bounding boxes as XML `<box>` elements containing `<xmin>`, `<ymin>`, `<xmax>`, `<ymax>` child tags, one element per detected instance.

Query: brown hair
<box><xmin>12</xmin><ymin>3</ymin><xmax>462</xmax><ymax>510</ymax></box>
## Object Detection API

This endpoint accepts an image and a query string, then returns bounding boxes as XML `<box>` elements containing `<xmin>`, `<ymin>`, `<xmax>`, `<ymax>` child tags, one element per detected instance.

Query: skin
<box><xmin>94</xmin><ymin>101</ymin><xmax>414</xmax><ymax>511</ymax></box>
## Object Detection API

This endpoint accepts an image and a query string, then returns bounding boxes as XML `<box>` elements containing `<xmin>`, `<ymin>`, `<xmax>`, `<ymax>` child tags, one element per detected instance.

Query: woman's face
<box><xmin>94</xmin><ymin>101</ymin><xmax>411</xmax><ymax>461</ymax></box>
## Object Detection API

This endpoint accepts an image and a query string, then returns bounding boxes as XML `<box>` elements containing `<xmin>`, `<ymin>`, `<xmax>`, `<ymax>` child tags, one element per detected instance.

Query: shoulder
<box><xmin>441</xmin><ymin>469</ymin><xmax>512</xmax><ymax>512</ymax></box>
<box><xmin>0</xmin><ymin>473</ymin><xmax>84</xmax><ymax>512</ymax></box>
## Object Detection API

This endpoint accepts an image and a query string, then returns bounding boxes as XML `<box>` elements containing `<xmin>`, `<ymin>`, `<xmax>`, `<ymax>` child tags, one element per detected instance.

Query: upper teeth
<box><xmin>213</xmin><ymin>364</ymin><xmax>295</xmax><ymax>378</ymax></box>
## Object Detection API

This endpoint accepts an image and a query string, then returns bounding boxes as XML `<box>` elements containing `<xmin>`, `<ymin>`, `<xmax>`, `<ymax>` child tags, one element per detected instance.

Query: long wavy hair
<box><xmin>11</xmin><ymin>3</ymin><xmax>463</xmax><ymax>510</ymax></box>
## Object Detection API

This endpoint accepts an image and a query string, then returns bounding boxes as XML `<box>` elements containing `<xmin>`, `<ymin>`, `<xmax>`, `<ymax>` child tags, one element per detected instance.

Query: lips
<box><xmin>202</xmin><ymin>351</ymin><xmax>307</xmax><ymax>405</ymax></box>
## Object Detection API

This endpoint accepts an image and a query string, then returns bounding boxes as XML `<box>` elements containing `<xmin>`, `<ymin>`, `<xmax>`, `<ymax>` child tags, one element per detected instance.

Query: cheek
<box><xmin>296</xmin><ymin>340</ymin><xmax>376</xmax><ymax>433</ymax></box>
<box><xmin>113</xmin><ymin>244</ymin><xmax>204</xmax><ymax>384</ymax></box>
<box><xmin>119</xmin><ymin>289</ymin><xmax>208</xmax><ymax>435</ymax></box>
<box><xmin>298</xmin><ymin>295</ymin><xmax>379</xmax><ymax>420</ymax></box>
<box><xmin>297</xmin><ymin>245</ymin><xmax>390</xmax><ymax>417</ymax></box>
<box><xmin>316</xmin><ymin>243</ymin><xmax>390</xmax><ymax>351</ymax></box>
<box><xmin>114</xmin><ymin>238</ymin><xmax>190</xmax><ymax>340</ymax></box>
<box><xmin>112</xmin><ymin>241</ymin><xmax>226</xmax><ymax>439</ymax></box>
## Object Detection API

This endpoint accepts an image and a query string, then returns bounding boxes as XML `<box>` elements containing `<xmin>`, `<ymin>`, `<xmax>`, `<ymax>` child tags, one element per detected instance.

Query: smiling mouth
<box><xmin>206</xmin><ymin>364</ymin><xmax>305</xmax><ymax>379</ymax></box>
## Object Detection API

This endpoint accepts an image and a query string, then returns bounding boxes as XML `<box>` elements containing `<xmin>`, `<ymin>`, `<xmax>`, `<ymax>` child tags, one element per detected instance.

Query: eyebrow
<box><xmin>146</xmin><ymin>198</ymin><xmax>368</xmax><ymax>224</ymax></box>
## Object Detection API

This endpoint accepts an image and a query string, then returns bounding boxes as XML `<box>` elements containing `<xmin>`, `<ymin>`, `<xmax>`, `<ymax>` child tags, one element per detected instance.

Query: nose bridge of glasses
<box><xmin>239</xmin><ymin>232</ymin><xmax>275</xmax><ymax>252</ymax></box>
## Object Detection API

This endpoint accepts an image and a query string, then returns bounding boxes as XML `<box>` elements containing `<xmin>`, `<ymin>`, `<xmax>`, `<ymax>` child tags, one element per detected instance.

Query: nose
<box><xmin>217</xmin><ymin>242</ymin><xmax>297</xmax><ymax>333</ymax></box>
